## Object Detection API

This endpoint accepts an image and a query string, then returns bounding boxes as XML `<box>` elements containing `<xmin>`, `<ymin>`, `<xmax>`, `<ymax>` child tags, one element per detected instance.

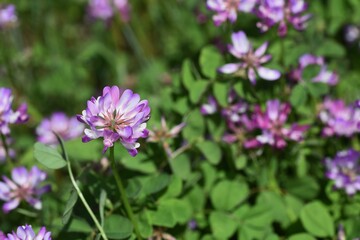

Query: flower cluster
<box><xmin>0</xmin><ymin>166</ymin><xmax>50</xmax><ymax>213</ymax></box>
<box><xmin>0</xmin><ymin>225</ymin><xmax>51</xmax><ymax>240</ymax></box>
<box><xmin>206</xmin><ymin>0</ymin><xmax>257</xmax><ymax>26</ymax></box>
<box><xmin>147</xmin><ymin>117</ymin><xmax>185</xmax><ymax>143</ymax></box>
<box><xmin>88</xmin><ymin>0</ymin><xmax>130</xmax><ymax>22</ymax></box>
<box><xmin>319</xmin><ymin>98</ymin><xmax>360</xmax><ymax>137</ymax></box>
<box><xmin>256</xmin><ymin>0</ymin><xmax>311</xmax><ymax>37</ymax></box>
<box><xmin>78</xmin><ymin>86</ymin><xmax>151</xmax><ymax>156</ymax></box>
<box><xmin>36</xmin><ymin>112</ymin><xmax>84</xmax><ymax>146</ymax></box>
<box><xmin>289</xmin><ymin>54</ymin><xmax>338</xmax><ymax>85</ymax></box>
<box><xmin>219</xmin><ymin>31</ymin><xmax>281</xmax><ymax>85</ymax></box>
<box><xmin>0</xmin><ymin>4</ymin><xmax>17</xmax><ymax>29</ymax></box>
<box><xmin>0</xmin><ymin>88</ymin><xmax>28</xmax><ymax>135</ymax></box>
<box><xmin>325</xmin><ymin>149</ymin><xmax>360</xmax><ymax>195</ymax></box>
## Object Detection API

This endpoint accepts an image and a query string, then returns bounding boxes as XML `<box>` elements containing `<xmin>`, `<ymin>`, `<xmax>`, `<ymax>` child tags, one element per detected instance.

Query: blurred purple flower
<box><xmin>244</xmin><ymin>99</ymin><xmax>308</xmax><ymax>148</ymax></box>
<box><xmin>319</xmin><ymin>98</ymin><xmax>360</xmax><ymax>137</ymax></box>
<box><xmin>36</xmin><ymin>112</ymin><xmax>84</xmax><ymax>146</ymax></box>
<box><xmin>206</xmin><ymin>0</ymin><xmax>257</xmax><ymax>26</ymax></box>
<box><xmin>219</xmin><ymin>31</ymin><xmax>281</xmax><ymax>85</ymax></box>
<box><xmin>78</xmin><ymin>86</ymin><xmax>150</xmax><ymax>156</ymax></box>
<box><xmin>0</xmin><ymin>88</ymin><xmax>29</xmax><ymax>135</ymax></box>
<box><xmin>0</xmin><ymin>166</ymin><xmax>50</xmax><ymax>213</ymax></box>
<box><xmin>344</xmin><ymin>24</ymin><xmax>360</xmax><ymax>44</ymax></box>
<box><xmin>325</xmin><ymin>149</ymin><xmax>360</xmax><ymax>195</ymax></box>
<box><xmin>0</xmin><ymin>225</ymin><xmax>52</xmax><ymax>240</ymax></box>
<box><xmin>147</xmin><ymin>117</ymin><xmax>185</xmax><ymax>143</ymax></box>
<box><xmin>88</xmin><ymin>0</ymin><xmax>130</xmax><ymax>22</ymax></box>
<box><xmin>289</xmin><ymin>54</ymin><xmax>338</xmax><ymax>85</ymax></box>
<box><xmin>0</xmin><ymin>4</ymin><xmax>17</xmax><ymax>29</ymax></box>
<box><xmin>256</xmin><ymin>0</ymin><xmax>311</xmax><ymax>37</ymax></box>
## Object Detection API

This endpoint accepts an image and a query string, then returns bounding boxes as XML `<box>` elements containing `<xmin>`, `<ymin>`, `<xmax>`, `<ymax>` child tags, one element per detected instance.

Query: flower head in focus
<box><xmin>88</xmin><ymin>0</ymin><xmax>130</xmax><ymax>22</ymax></box>
<box><xmin>147</xmin><ymin>117</ymin><xmax>185</xmax><ymax>143</ymax></box>
<box><xmin>0</xmin><ymin>166</ymin><xmax>50</xmax><ymax>213</ymax></box>
<box><xmin>36</xmin><ymin>112</ymin><xmax>84</xmax><ymax>145</ymax></box>
<box><xmin>256</xmin><ymin>0</ymin><xmax>311</xmax><ymax>37</ymax></box>
<box><xmin>78</xmin><ymin>86</ymin><xmax>150</xmax><ymax>156</ymax></box>
<box><xmin>0</xmin><ymin>224</ymin><xmax>51</xmax><ymax>240</ymax></box>
<box><xmin>325</xmin><ymin>149</ymin><xmax>360</xmax><ymax>195</ymax></box>
<box><xmin>289</xmin><ymin>54</ymin><xmax>338</xmax><ymax>85</ymax></box>
<box><xmin>244</xmin><ymin>99</ymin><xmax>308</xmax><ymax>149</ymax></box>
<box><xmin>206</xmin><ymin>0</ymin><xmax>257</xmax><ymax>26</ymax></box>
<box><xmin>0</xmin><ymin>88</ymin><xmax>29</xmax><ymax>135</ymax></box>
<box><xmin>218</xmin><ymin>31</ymin><xmax>281</xmax><ymax>85</ymax></box>
<box><xmin>0</xmin><ymin>4</ymin><xmax>17</xmax><ymax>29</ymax></box>
<box><xmin>319</xmin><ymin>98</ymin><xmax>360</xmax><ymax>137</ymax></box>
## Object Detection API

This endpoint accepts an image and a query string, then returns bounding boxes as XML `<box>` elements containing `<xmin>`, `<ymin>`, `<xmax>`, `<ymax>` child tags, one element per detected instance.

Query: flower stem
<box><xmin>67</xmin><ymin>155</ymin><xmax>108</xmax><ymax>240</ymax></box>
<box><xmin>1</xmin><ymin>133</ymin><xmax>13</xmax><ymax>168</ymax></box>
<box><xmin>109</xmin><ymin>146</ymin><xmax>142</xmax><ymax>240</ymax></box>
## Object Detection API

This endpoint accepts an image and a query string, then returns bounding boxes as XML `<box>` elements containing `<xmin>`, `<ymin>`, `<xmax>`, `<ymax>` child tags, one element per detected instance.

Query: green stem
<box><xmin>1</xmin><ymin>133</ymin><xmax>13</xmax><ymax>168</ymax></box>
<box><xmin>109</xmin><ymin>146</ymin><xmax>142</xmax><ymax>240</ymax></box>
<box><xmin>67</xmin><ymin>159</ymin><xmax>109</xmax><ymax>240</ymax></box>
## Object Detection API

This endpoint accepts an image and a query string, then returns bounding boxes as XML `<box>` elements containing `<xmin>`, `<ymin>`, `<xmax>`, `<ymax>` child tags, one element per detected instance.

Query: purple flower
<box><xmin>0</xmin><ymin>166</ymin><xmax>50</xmax><ymax>213</ymax></box>
<box><xmin>0</xmin><ymin>225</ymin><xmax>51</xmax><ymax>240</ymax></box>
<box><xmin>0</xmin><ymin>88</ymin><xmax>29</xmax><ymax>135</ymax></box>
<box><xmin>218</xmin><ymin>31</ymin><xmax>281</xmax><ymax>85</ymax></box>
<box><xmin>36</xmin><ymin>112</ymin><xmax>84</xmax><ymax>146</ymax></box>
<box><xmin>325</xmin><ymin>149</ymin><xmax>360</xmax><ymax>195</ymax></box>
<box><xmin>147</xmin><ymin>117</ymin><xmax>185</xmax><ymax>143</ymax></box>
<box><xmin>0</xmin><ymin>5</ymin><xmax>17</xmax><ymax>29</ymax></box>
<box><xmin>244</xmin><ymin>99</ymin><xmax>308</xmax><ymax>149</ymax></box>
<box><xmin>78</xmin><ymin>86</ymin><xmax>150</xmax><ymax>156</ymax></box>
<box><xmin>88</xmin><ymin>0</ymin><xmax>130</xmax><ymax>22</ymax></box>
<box><xmin>289</xmin><ymin>54</ymin><xmax>338</xmax><ymax>85</ymax></box>
<box><xmin>206</xmin><ymin>0</ymin><xmax>257</xmax><ymax>26</ymax></box>
<box><xmin>256</xmin><ymin>0</ymin><xmax>311</xmax><ymax>37</ymax></box>
<box><xmin>319</xmin><ymin>98</ymin><xmax>360</xmax><ymax>137</ymax></box>
<box><xmin>344</xmin><ymin>25</ymin><xmax>360</xmax><ymax>44</ymax></box>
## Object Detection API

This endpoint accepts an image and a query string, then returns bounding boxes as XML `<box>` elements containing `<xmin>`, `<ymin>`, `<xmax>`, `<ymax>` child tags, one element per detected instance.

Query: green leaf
<box><xmin>143</xmin><ymin>173</ymin><xmax>170</xmax><ymax>195</ymax></box>
<box><xmin>190</xmin><ymin>80</ymin><xmax>209</xmax><ymax>104</ymax></box>
<box><xmin>62</xmin><ymin>188</ymin><xmax>78</xmax><ymax>225</ymax></box>
<box><xmin>137</xmin><ymin>211</ymin><xmax>152</xmax><ymax>238</ymax></box>
<box><xmin>182</xmin><ymin>59</ymin><xmax>195</xmax><ymax>90</ymax></box>
<box><xmin>316</xmin><ymin>40</ymin><xmax>345</xmax><ymax>57</ymax></box>
<box><xmin>302</xmin><ymin>65</ymin><xmax>322</xmax><ymax>81</ymax></box>
<box><xmin>33</xmin><ymin>142</ymin><xmax>67</xmax><ymax>169</ymax></box>
<box><xmin>213</xmin><ymin>82</ymin><xmax>229</xmax><ymax>107</ymax></box>
<box><xmin>300</xmin><ymin>201</ymin><xmax>335</xmax><ymax>237</ymax></box>
<box><xmin>307</xmin><ymin>83</ymin><xmax>330</xmax><ymax>98</ymax></box>
<box><xmin>183</xmin><ymin>110</ymin><xmax>205</xmax><ymax>142</ymax></box>
<box><xmin>169</xmin><ymin>154</ymin><xmax>191</xmax><ymax>180</ymax></box>
<box><xmin>68</xmin><ymin>218</ymin><xmax>93</xmax><ymax>233</ymax></box>
<box><xmin>284</xmin><ymin>177</ymin><xmax>319</xmax><ymax>200</ymax></box>
<box><xmin>126</xmin><ymin>178</ymin><xmax>142</xmax><ymax>199</ymax></box>
<box><xmin>199</xmin><ymin>46</ymin><xmax>223</xmax><ymax>79</ymax></box>
<box><xmin>210</xmin><ymin>180</ymin><xmax>249</xmax><ymax>211</ymax></box>
<box><xmin>210</xmin><ymin>211</ymin><xmax>238</xmax><ymax>239</ymax></box>
<box><xmin>288</xmin><ymin>233</ymin><xmax>316</xmax><ymax>240</ymax></box>
<box><xmin>104</xmin><ymin>215</ymin><xmax>133</xmax><ymax>239</ymax></box>
<box><xmin>197</xmin><ymin>141</ymin><xmax>222</xmax><ymax>165</ymax></box>
<box><xmin>99</xmin><ymin>190</ymin><xmax>107</xmax><ymax>226</ymax></box>
<box><xmin>161</xmin><ymin>199</ymin><xmax>192</xmax><ymax>224</ymax></box>
<box><xmin>121</xmin><ymin>152</ymin><xmax>156</xmax><ymax>174</ymax></box>
<box><xmin>149</xmin><ymin>204</ymin><xmax>176</xmax><ymax>228</ymax></box>
<box><xmin>290</xmin><ymin>84</ymin><xmax>308</xmax><ymax>107</ymax></box>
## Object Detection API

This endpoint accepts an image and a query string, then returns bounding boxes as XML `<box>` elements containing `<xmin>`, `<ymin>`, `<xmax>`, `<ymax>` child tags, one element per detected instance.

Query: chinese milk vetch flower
<box><xmin>325</xmin><ymin>149</ymin><xmax>360</xmax><ymax>195</ymax></box>
<box><xmin>88</xmin><ymin>0</ymin><xmax>130</xmax><ymax>22</ymax></box>
<box><xmin>218</xmin><ymin>31</ymin><xmax>281</xmax><ymax>85</ymax></box>
<box><xmin>256</xmin><ymin>0</ymin><xmax>311</xmax><ymax>37</ymax></box>
<box><xmin>36</xmin><ymin>112</ymin><xmax>84</xmax><ymax>145</ymax></box>
<box><xmin>0</xmin><ymin>88</ymin><xmax>29</xmax><ymax>135</ymax></box>
<box><xmin>344</xmin><ymin>24</ymin><xmax>360</xmax><ymax>44</ymax></box>
<box><xmin>0</xmin><ymin>166</ymin><xmax>50</xmax><ymax>213</ymax></box>
<box><xmin>319</xmin><ymin>98</ymin><xmax>360</xmax><ymax>137</ymax></box>
<box><xmin>78</xmin><ymin>86</ymin><xmax>150</xmax><ymax>156</ymax></box>
<box><xmin>0</xmin><ymin>225</ymin><xmax>52</xmax><ymax>240</ymax></box>
<box><xmin>206</xmin><ymin>0</ymin><xmax>257</xmax><ymax>26</ymax></box>
<box><xmin>0</xmin><ymin>4</ymin><xmax>17</xmax><ymax>29</ymax></box>
<box><xmin>147</xmin><ymin>117</ymin><xmax>185</xmax><ymax>143</ymax></box>
<box><xmin>289</xmin><ymin>54</ymin><xmax>338</xmax><ymax>85</ymax></box>
<box><xmin>244</xmin><ymin>99</ymin><xmax>308</xmax><ymax>149</ymax></box>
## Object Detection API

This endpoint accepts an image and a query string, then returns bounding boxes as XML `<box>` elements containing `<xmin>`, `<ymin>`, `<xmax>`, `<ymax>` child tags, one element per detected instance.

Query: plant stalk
<box><xmin>109</xmin><ymin>146</ymin><xmax>142</xmax><ymax>240</ymax></box>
